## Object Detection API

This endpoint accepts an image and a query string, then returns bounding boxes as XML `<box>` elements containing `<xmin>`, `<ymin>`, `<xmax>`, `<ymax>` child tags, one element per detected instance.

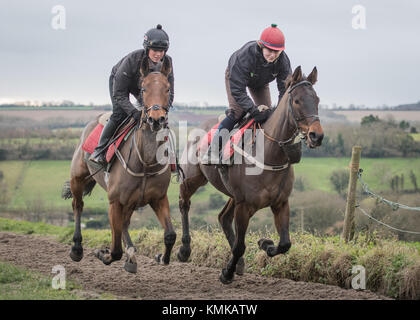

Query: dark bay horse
<box><xmin>64</xmin><ymin>56</ymin><xmax>176</xmax><ymax>273</ymax></box>
<box><xmin>177</xmin><ymin>66</ymin><xmax>324</xmax><ymax>284</ymax></box>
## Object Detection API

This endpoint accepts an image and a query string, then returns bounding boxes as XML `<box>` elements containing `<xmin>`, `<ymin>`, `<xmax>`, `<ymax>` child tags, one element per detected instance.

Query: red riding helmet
<box><xmin>259</xmin><ymin>24</ymin><xmax>285</xmax><ymax>51</ymax></box>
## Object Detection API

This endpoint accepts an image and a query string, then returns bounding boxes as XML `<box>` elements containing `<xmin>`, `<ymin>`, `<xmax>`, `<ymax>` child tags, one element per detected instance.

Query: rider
<box><xmin>89</xmin><ymin>24</ymin><xmax>174</xmax><ymax>166</ymax></box>
<box><xmin>204</xmin><ymin>24</ymin><xmax>292</xmax><ymax>164</ymax></box>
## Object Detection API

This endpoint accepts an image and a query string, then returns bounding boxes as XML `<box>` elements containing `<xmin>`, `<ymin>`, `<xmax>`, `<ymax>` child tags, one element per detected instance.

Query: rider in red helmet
<box><xmin>204</xmin><ymin>24</ymin><xmax>292</xmax><ymax>164</ymax></box>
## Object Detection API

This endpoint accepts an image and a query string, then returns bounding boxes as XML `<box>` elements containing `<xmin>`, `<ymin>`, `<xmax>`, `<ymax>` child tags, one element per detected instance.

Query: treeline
<box><xmin>303</xmin><ymin>115</ymin><xmax>420</xmax><ymax>158</ymax></box>
<box><xmin>1</xmin><ymin>114</ymin><xmax>420</xmax><ymax>160</ymax></box>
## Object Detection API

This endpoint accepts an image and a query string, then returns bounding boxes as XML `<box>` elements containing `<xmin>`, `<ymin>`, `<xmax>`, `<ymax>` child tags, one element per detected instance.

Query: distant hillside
<box><xmin>392</xmin><ymin>101</ymin><xmax>420</xmax><ymax>111</ymax></box>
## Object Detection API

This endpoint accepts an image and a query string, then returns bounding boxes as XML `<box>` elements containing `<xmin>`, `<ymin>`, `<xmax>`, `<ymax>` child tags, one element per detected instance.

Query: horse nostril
<box><xmin>159</xmin><ymin>116</ymin><xmax>165</xmax><ymax>124</ymax></box>
<box><xmin>309</xmin><ymin>132</ymin><xmax>324</xmax><ymax>143</ymax></box>
<box><xmin>309</xmin><ymin>132</ymin><xmax>318</xmax><ymax>142</ymax></box>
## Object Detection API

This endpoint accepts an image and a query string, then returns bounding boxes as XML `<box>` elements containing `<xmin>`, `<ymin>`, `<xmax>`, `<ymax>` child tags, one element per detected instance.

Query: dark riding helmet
<box><xmin>143</xmin><ymin>24</ymin><xmax>170</xmax><ymax>52</ymax></box>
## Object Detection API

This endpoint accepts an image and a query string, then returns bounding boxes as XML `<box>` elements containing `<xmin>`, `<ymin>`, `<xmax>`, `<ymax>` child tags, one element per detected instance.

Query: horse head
<box><xmin>139</xmin><ymin>55</ymin><xmax>172</xmax><ymax>131</ymax></box>
<box><xmin>284</xmin><ymin>66</ymin><xmax>324</xmax><ymax>148</ymax></box>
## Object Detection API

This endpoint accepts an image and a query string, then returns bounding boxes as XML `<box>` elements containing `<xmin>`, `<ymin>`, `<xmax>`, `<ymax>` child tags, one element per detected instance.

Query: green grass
<box><xmin>294</xmin><ymin>157</ymin><xmax>420</xmax><ymax>193</ymax></box>
<box><xmin>410</xmin><ymin>133</ymin><xmax>420</xmax><ymax>142</ymax></box>
<box><xmin>0</xmin><ymin>160</ymin><xmax>226</xmax><ymax>214</ymax></box>
<box><xmin>1</xmin><ymin>158</ymin><xmax>419</xmax><ymax>214</ymax></box>
<box><xmin>0</xmin><ymin>261</ymin><xmax>95</xmax><ymax>300</ymax></box>
<box><xmin>1</xmin><ymin>217</ymin><xmax>419</xmax><ymax>299</ymax></box>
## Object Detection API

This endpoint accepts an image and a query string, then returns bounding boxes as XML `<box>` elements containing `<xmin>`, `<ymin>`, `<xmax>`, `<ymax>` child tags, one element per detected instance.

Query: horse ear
<box><xmin>292</xmin><ymin>65</ymin><xmax>302</xmax><ymax>83</ymax></box>
<box><xmin>140</xmin><ymin>56</ymin><xmax>149</xmax><ymax>78</ymax></box>
<box><xmin>307</xmin><ymin>66</ymin><xmax>318</xmax><ymax>85</ymax></box>
<box><xmin>160</xmin><ymin>55</ymin><xmax>172</xmax><ymax>77</ymax></box>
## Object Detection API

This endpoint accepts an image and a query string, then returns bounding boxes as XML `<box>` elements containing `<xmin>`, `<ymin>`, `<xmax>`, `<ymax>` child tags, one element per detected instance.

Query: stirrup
<box><xmin>88</xmin><ymin>153</ymin><xmax>107</xmax><ymax>167</ymax></box>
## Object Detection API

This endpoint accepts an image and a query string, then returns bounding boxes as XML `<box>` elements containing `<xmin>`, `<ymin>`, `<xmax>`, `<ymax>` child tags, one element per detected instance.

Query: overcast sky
<box><xmin>0</xmin><ymin>0</ymin><xmax>419</xmax><ymax>108</ymax></box>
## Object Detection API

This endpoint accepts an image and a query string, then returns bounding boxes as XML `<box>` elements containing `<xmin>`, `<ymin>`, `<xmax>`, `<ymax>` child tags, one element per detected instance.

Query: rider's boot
<box><xmin>88</xmin><ymin>118</ymin><xmax>118</xmax><ymax>167</ymax></box>
<box><xmin>202</xmin><ymin>115</ymin><xmax>236</xmax><ymax>165</ymax></box>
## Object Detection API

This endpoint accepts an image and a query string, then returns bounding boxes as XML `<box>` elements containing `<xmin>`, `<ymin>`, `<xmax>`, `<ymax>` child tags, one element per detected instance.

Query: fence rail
<box><xmin>342</xmin><ymin>146</ymin><xmax>420</xmax><ymax>241</ymax></box>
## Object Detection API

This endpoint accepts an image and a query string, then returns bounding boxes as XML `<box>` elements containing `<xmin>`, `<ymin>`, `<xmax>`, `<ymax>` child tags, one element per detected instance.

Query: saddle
<box><xmin>82</xmin><ymin>112</ymin><xmax>136</xmax><ymax>169</ymax></box>
<box><xmin>198</xmin><ymin>113</ymin><xmax>256</xmax><ymax>162</ymax></box>
<box><xmin>198</xmin><ymin>110</ymin><xmax>303</xmax><ymax>165</ymax></box>
<box><xmin>82</xmin><ymin>112</ymin><xmax>177</xmax><ymax>173</ymax></box>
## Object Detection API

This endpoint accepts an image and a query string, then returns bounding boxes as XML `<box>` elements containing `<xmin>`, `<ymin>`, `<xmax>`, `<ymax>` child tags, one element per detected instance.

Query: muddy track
<box><xmin>0</xmin><ymin>232</ymin><xmax>390</xmax><ymax>300</ymax></box>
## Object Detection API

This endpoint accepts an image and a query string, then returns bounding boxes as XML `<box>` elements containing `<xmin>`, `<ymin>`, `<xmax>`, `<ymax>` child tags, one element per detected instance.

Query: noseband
<box><xmin>259</xmin><ymin>79</ymin><xmax>320</xmax><ymax>146</ymax></box>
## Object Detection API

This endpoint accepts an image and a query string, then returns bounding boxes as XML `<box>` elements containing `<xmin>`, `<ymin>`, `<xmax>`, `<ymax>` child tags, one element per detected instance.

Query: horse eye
<box><xmin>294</xmin><ymin>99</ymin><xmax>299</xmax><ymax>104</ymax></box>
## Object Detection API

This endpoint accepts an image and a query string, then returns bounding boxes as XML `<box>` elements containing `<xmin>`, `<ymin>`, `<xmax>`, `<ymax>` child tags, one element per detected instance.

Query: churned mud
<box><xmin>0</xmin><ymin>232</ymin><xmax>390</xmax><ymax>300</ymax></box>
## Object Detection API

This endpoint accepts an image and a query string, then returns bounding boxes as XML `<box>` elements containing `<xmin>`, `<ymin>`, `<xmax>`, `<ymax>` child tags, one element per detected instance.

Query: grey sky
<box><xmin>0</xmin><ymin>0</ymin><xmax>419</xmax><ymax>108</ymax></box>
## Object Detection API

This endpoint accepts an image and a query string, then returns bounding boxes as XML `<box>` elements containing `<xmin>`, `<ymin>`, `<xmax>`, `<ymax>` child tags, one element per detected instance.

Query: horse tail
<box><xmin>82</xmin><ymin>179</ymin><xmax>96</xmax><ymax>197</ymax></box>
<box><xmin>61</xmin><ymin>180</ymin><xmax>72</xmax><ymax>199</ymax></box>
<box><xmin>61</xmin><ymin>179</ymin><xmax>97</xmax><ymax>199</ymax></box>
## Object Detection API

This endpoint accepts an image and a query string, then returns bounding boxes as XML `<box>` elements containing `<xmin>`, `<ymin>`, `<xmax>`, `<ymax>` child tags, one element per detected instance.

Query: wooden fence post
<box><xmin>342</xmin><ymin>146</ymin><xmax>362</xmax><ymax>242</ymax></box>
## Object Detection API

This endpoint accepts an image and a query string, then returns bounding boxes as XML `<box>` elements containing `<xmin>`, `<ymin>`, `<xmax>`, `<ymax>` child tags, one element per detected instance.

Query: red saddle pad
<box><xmin>82</xmin><ymin>122</ymin><xmax>135</xmax><ymax>163</ymax></box>
<box><xmin>197</xmin><ymin>119</ymin><xmax>255</xmax><ymax>160</ymax></box>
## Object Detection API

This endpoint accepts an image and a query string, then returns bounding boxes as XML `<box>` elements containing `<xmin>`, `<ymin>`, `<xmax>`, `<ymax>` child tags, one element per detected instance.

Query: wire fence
<box><xmin>356</xmin><ymin>169</ymin><xmax>420</xmax><ymax>234</ymax></box>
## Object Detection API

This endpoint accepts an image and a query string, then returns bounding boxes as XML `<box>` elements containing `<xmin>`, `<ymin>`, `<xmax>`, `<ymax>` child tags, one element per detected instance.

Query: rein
<box><xmin>114</xmin><ymin>125</ymin><xmax>170</xmax><ymax>178</ymax></box>
<box><xmin>228</xmin><ymin>80</ymin><xmax>318</xmax><ymax>172</ymax></box>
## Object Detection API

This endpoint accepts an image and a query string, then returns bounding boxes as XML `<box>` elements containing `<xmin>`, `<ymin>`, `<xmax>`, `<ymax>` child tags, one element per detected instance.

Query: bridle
<box><xmin>138</xmin><ymin>71</ymin><xmax>171</xmax><ymax>128</ymax></box>
<box><xmin>288</xmin><ymin>80</ymin><xmax>319</xmax><ymax>128</ymax></box>
<box><xmin>260</xmin><ymin>79</ymin><xmax>319</xmax><ymax>146</ymax></box>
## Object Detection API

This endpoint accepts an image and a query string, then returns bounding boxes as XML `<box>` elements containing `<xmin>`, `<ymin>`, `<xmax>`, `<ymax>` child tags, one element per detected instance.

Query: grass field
<box><xmin>411</xmin><ymin>133</ymin><xmax>420</xmax><ymax>142</ymax></box>
<box><xmin>0</xmin><ymin>261</ymin><xmax>115</xmax><ymax>299</ymax></box>
<box><xmin>294</xmin><ymin>157</ymin><xmax>420</xmax><ymax>193</ymax></box>
<box><xmin>1</xmin><ymin>157</ymin><xmax>419</xmax><ymax>214</ymax></box>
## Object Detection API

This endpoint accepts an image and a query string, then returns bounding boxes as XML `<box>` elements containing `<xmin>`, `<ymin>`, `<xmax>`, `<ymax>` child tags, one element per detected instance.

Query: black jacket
<box><xmin>227</xmin><ymin>41</ymin><xmax>291</xmax><ymax>111</ymax></box>
<box><xmin>111</xmin><ymin>49</ymin><xmax>174</xmax><ymax>116</ymax></box>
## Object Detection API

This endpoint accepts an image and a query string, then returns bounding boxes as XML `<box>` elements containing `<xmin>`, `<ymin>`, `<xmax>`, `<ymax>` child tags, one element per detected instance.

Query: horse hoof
<box><xmin>278</xmin><ymin>242</ymin><xmax>292</xmax><ymax>254</ymax></box>
<box><xmin>177</xmin><ymin>247</ymin><xmax>190</xmax><ymax>262</ymax></box>
<box><xmin>124</xmin><ymin>261</ymin><xmax>138</xmax><ymax>274</ymax></box>
<box><xmin>155</xmin><ymin>253</ymin><xmax>166</xmax><ymax>265</ymax></box>
<box><xmin>69</xmin><ymin>247</ymin><xmax>83</xmax><ymax>262</ymax></box>
<box><xmin>258</xmin><ymin>239</ymin><xmax>274</xmax><ymax>251</ymax></box>
<box><xmin>235</xmin><ymin>258</ymin><xmax>245</xmax><ymax>276</ymax></box>
<box><xmin>94</xmin><ymin>248</ymin><xmax>112</xmax><ymax>265</ymax></box>
<box><xmin>219</xmin><ymin>268</ymin><xmax>234</xmax><ymax>285</ymax></box>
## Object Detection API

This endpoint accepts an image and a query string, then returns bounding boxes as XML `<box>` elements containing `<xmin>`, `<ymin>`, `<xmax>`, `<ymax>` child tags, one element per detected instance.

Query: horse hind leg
<box><xmin>219</xmin><ymin>203</ymin><xmax>252</xmax><ymax>284</ymax></box>
<box><xmin>177</xmin><ymin>173</ymin><xmax>207</xmax><ymax>262</ymax></box>
<box><xmin>151</xmin><ymin>195</ymin><xmax>176</xmax><ymax>265</ymax></box>
<box><xmin>69</xmin><ymin>176</ymin><xmax>87</xmax><ymax>262</ymax></box>
<box><xmin>218</xmin><ymin>198</ymin><xmax>245</xmax><ymax>276</ymax></box>
<box><xmin>122</xmin><ymin>210</ymin><xmax>137</xmax><ymax>273</ymax></box>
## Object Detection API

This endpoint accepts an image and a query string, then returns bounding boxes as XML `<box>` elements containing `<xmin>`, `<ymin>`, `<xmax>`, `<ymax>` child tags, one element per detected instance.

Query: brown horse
<box><xmin>63</xmin><ymin>56</ymin><xmax>176</xmax><ymax>273</ymax></box>
<box><xmin>177</xmin><ymin>66</ymin><xmax>324</xmax><ymax>283</ymax></box>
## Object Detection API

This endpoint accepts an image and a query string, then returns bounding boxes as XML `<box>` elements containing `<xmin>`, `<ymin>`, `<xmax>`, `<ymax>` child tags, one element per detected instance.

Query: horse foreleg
<box><xmin>122</xmin><ymin>210</ymin><xmax>137</xmax><ymax>273</ymax></box>
<box><xmin>69</xmin><ymin>176</ymin><xmax>85</xmax><ymax>262</ymax></box>
<box><xmin>219</xmin><ymin>203</ymin><xmax>251</xmax><ymax>284</ymax></box>
<box><xmin>218</xmin><ymin>198</ymin><xmax>245</xmax><ymax>275</ymax></box>
<box><xmin>259</xmin><ymin>201</ymin><xmax>291</xmax><ymax>257</ymax></box>
<box><xmin>94</xmin><ymin>201</ymin><xmax>124</xmax><ymax>265</ymax></box>
<box><xmin>178</xmin><ymin>174</ymin><xmax>207</xmax><ymax>262</ymax></box>
<box><xmin>151</xmin><ymin>195</ymin><xmax>176</xmax><ymax>265</ymax></box>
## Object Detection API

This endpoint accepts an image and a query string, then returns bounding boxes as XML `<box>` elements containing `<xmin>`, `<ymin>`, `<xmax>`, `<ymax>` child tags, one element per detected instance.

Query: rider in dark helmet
<box><xmin>203</xmin><ymin>24</ymin><xmax>292</xmax><ymax>164</ymax></box>
<box><xmin>89</xmin><ymin>24</ymin><xmax>174</xmax><ymax>167</ymax></box>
